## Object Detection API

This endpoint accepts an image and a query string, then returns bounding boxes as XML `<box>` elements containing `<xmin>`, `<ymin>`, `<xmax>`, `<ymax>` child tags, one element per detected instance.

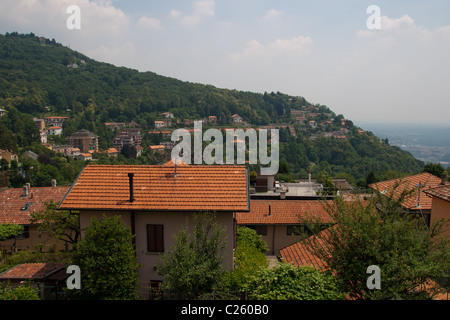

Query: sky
<box><xmin>0</xmin><ymin>0</ymin><xmax>449</xmax><ymax>127</ymax></box>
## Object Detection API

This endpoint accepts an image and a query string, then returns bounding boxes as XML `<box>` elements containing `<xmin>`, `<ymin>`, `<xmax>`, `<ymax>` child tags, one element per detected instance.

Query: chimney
<box><xmin>441</xmin><ymin>175</ymin><xmax>446</xmax><ymax>186</ymax></box>
<box><xmin>268</xmin><ymin>204</ymin><xmax>272</xmax><ymax>217</ymax></box>
<box><xmin>128</xmin><ymin>173</ymin><xmax>135</xmax><ymax>203</ymax></box>
<box><xmin>51</xmin><ymin>179</ymin><xmax>57</xmax><ymax>187</ymax></box>
<box><xmin>22</xmin><ymin>185</ymin><xmax>29</xmax><ymax>198</ymax></box>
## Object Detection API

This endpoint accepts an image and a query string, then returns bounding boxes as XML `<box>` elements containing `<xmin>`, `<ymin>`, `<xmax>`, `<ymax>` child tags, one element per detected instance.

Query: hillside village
<box><xmin>0</xmin><ymin>33</ymin><xmax>449</xmax><ymax>302</ymax></box>
<box><xmin>0</xmin><ymin>103</ymin><xmax>360</xmax><ymax>165</ymax></box>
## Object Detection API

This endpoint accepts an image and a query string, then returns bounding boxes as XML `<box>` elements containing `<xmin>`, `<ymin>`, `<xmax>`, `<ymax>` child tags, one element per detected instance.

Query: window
<box><xmin>287</xmin><ymin>225</ymin><xmax>312</xmax><ymax>236</ymax></box>
<box><xmin>245</xmin><ymin>225</ymin><xmax>267</xmax><ymax>236</ymax></box>
<box><xmin>287</xmin><ymin>224</ymin><xmax>328</xmax><ymax>236</ymax></box>
<box><xmin>147</xmin><ymin>224</ymin><xmax>164</xmax><ymax>253</ymax></box>
<box><xmin>16</xmin><ymin>226</ymin><xmax>30</xmax><ymax>239</ymax></box>
<box><xmin>20</xmin><ymin>203</ymin><xmax>32</xmax><ymax>211</ymax></box>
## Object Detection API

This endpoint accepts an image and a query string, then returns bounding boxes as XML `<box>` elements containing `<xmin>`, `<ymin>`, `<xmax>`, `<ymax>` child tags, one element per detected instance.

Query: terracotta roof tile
<box><xmin>279</xmin><ymin>228</ymin><xmax>331</xmax><ymax>270</ymax></box>
<box><xmin>0</xmin><ymin>263</ymin><xmax>66</xmax><ymax>280</ymax></box>
<box><xmin>369</xmin><ymin>173</ymin><xmax>449</xmax><ymax>211</ymax></box>
<box><xmin>424</xmin><ymin>185</ymin><xmax>450</xmax><ymax>202</ymax></box>
<box><xmin>58</xmin><ymin>164</ymin><xmax>249</xmax><ymax>212</ymax></box>
<box><xmin>235</xmin><ymin>200</ymin><xmax>332</xmax><ymax>225</ymax></box>
<box><xmin>0</xmin><ymin>186</ymin><xmax>70</xmax><ymax>225</ymax></box>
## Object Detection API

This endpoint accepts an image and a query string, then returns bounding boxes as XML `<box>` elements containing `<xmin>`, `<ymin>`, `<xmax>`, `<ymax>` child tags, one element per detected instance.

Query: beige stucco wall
<box><xmin>258</xmin><ymin>225</ymin><xmax>305</xmax><ymax>255</ymax></box>
<box><xmin>0</xmin><ymin>225</ymin><xmax>69</xmax><ymax>253</ymax></box>
<box><xmin>78</xmin><ymin>210</ymin><xmax>235</xmax><ymax>294</ymax></box>
<box><xmin>430</xmin><ymin>197</ymin><xmax>450</xmax><ymax>240</ymax></box>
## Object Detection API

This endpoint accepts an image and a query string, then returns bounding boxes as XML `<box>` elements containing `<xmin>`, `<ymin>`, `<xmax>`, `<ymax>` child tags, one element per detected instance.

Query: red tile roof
<box><xmin>58</xmin><ymin>163</ymin><xmax>249</xmax><ymax>212</ymax></box>
<box><xmin>236</xmin><ymin>200</ymin><xmax>332</xmax><ymax>225</ymax></box>
<box><xmin>0</xmin><ymin>263</ymin><xmax>66</xmax><ymax>280</ymax></box>
<box><xmin>279</xmin><ymin>228</ymin><xmax>331</xmax><ymax>270</ymax></box>
<box><xmin>424</xmin><ymin>185</ymin><xmax>450</xmax><ymax>203</ymax></box>
<box><xmin>369</xmin><ymin>173</ymin><xmax>449</xmax><ymax>211</ymax></box>
<box><xmin>0</xmin><ymin>186</ymin><xmax>70</xmax><ymax>225</ymax></box>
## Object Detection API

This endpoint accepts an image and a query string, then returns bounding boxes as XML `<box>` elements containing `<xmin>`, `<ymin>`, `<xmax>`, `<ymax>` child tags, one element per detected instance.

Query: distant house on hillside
<box><xmin>68</xmin><ymin>129</ymin><xmax>99</xmax><ymax>153</ymax></box>
<box><xmin>0</xmin><ymin>108</ymin><xmax>6</xmax><ymax>117</ymax></box>
<box><xmin>113</xmin><ymin>128</ymin><xmax>141</xmax><ymax>152</ymax></box>
<box><xmin>161</xmin><ymin>112</ymin><xmax>174</xmax><ymax>119</ymax></box>
<box><xmin>149</xmin><ymin>145</ymin><xmax>165</xmax><ymax>153</ymax></box>
<box><xmin>208</xmin><ymin>116</ymin><xmax>217</xmax><ymax>124</ymax></box>
<box><xmin>43</xmin><ymin>116</ymin><xmax>68</xmax><ymax>128</ymax></box>
<box><xmin>154</xmin><ymin>121</ymin><xmax>165</xmax><ymax>129</ymax></box>
<box><xmin>107</xmin><ymin>147</ymin><xmax>119</xmax><ymax>157</ymax></box>
<box><xmin>231</xmin><ymin>114</ymin><xmax>243</xmax><ymax>124</ymax></box>
<box><xmin>78</xmin><ymin>153</ymin><xmax>93</xmax><ymax>161</ymax></box>
<box><xmin>47</xmin><ymin>126</ymin><xmax>62</xmax><ymax>136</ymax></box>
<box><xmin>0</xmin><ymin>149</ymin><xmax>18</xmax><ymax>164</ymax></box>
<box><xmin>105</xmin><ymin>122</ymin><xmax>126</xmax><ymax>131</ymax></box>
<box><xmin>294</xmin><ymin>117</ymin><xmax>307</xmax><ymax>125</ymax></box>
<box><xmin>33</xmin><ymin>118</ymin><xmax>45</xmax><ymax>130</ymax></box>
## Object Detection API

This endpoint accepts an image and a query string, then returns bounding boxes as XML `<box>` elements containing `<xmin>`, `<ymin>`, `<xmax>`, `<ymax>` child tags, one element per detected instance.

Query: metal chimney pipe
<box><xmin>128</xmin><ymin>173</ymin><xmax>135</xmax><ymax>203</ymax></box>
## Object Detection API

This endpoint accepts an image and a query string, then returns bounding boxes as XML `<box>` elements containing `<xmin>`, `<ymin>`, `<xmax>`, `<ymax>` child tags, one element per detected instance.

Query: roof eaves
<box><xmin>56</xmin><ymin>165</ymin><xmax>86</xmax><ymax>211</ymax></box>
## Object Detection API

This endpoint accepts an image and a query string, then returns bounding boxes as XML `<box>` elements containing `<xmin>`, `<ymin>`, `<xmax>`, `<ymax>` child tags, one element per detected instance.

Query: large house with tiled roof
<box><xmin>57</xmin><ymin>160</ymin><xmax>250</xmax><ymax>297</ymax></box>
<box><xmin>424</xmin><ymin>184</ymin><xmax>450</xmax><ymax>239</ymax></box>
<box><xmin>0</xmin><ymin>184</ymin><xmax>70</xmax><ymax>253</ymax></box>
<box><xmin>369</xmin><ymin>172</ymin><xmax>449</xmax><ymax>228</ymax></box>
<box><xmin>235</xmin><ymin>199</ymin><xmax>333</xmax><ymax>255</ymax></box>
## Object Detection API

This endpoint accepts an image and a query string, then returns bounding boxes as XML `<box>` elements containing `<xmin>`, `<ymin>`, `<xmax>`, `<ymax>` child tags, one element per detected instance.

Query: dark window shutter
<box><xmin>147</xmin><ymin>224</ymin><xmax>164</xmax><ymax>252</ymax></box>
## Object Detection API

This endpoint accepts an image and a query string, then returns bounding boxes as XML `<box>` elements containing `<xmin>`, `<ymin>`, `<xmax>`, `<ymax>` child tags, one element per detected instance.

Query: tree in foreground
<box><xmin>156</xmin><ymin>212</ymin><xmax>226</xmax><ymax>299</ymax></box>
<box><xmin>0</xmin><ymin>224</ymin><xmax>24</xmax><ymax>242</ymax></box>
<box><xmin>30</xmin><ymin>200</ymin><xmax>80</xmax><ymax>249</ymax></box>
<box><xmin>299</xmin><ymin>186</ymin><xmax>450</xmax><ymax>300</ymax></box>
<box><xmin>69</xmin><ymin>215</ymin><xmax>139</xmax><ymax>300</ymax></box>
<box><xmin>220</xmin><ymin>226</ymin><xmax>268</xmax><ymax>297</ymax></box>
<box><xmin>244</xmin><ymin>262</ymin><xmax>345</xmax><ymax>300</ymax></box>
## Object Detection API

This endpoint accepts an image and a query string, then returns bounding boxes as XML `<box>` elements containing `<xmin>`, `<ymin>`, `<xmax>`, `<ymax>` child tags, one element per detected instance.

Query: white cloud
<box><xmin>170</xmin><ymin>10</ymin><xmax>183</xmax><ymax>20</ymax></box>
<box><xmin>0</xmin><ymin>0</ymin><xmax>130</xmax><ymax>45</ymax></box>
<box><xmin>380</xmin><ymin>15</ymin><xmax>415</xmax><ymax>31</ymax></box>
<box><xmin>230</xmin><ymin>36</ymin><xmax>313</xmax><ymax>61</ymax></box>
<box><xmin>172</xmin><ymin>0</ymin><xmax>215</xmax><ymax>27</ymax></box>
<box><xmin>357</xmin><ymin>14</ymin><xmax>431</xmax><ymax>40</ymax></box>
<box><xmin>263</xmin><ymin>9</ymin><xmax>283</xmax><ymax>20</ymax></box>
<box><xmin>137</xmin><ymin>16</ymin><xmax>163</xmax><ymax>31</ymax></box>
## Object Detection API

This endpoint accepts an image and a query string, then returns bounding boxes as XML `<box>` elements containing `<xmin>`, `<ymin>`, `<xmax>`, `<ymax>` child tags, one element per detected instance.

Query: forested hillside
<box><xmin>0</xmin><ymin>32</ymin><xmax>424</xmax><ymax>188</ymax></box>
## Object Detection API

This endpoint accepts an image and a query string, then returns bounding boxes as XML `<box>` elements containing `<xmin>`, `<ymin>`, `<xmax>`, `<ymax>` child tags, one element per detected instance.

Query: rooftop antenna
<box><xmin>173</xmin><ymin>158</ymin><xmax>177</xmax><ymax>178</ymax></box>
<box><xmin>414</xmin><ymin>181</ymin><xmax>429</xmax><ymax>229</ymax></box>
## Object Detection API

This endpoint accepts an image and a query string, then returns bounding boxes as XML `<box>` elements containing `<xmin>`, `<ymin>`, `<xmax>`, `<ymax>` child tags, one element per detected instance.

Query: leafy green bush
<box><xmin>236</xmin><ymin>226</ymin><xmax>267</xmax><ymax>254</ymax></box>
<box><xmin>244</xmin><ymin>263</ymin><xmax>345</xmax><ymax>300</ymax></box>
<box><xmin>1</xmin><ymin>282</ymin><xmax>40</xmax><ymax>300</ymax></box>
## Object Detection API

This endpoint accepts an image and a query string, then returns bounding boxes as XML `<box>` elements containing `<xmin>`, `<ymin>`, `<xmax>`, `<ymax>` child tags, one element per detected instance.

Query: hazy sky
<box><xmin>1</xmin><ymin>0</ymin><xmax>449</xmax><ymax>126</ymax></box>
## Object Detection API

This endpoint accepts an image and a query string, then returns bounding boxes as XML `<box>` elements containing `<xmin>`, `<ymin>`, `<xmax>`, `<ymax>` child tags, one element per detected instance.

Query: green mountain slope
<box><xmin>0</xmin><ymin>32</ymin><xmax>424</xmax><ymax>187</ymax></box>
